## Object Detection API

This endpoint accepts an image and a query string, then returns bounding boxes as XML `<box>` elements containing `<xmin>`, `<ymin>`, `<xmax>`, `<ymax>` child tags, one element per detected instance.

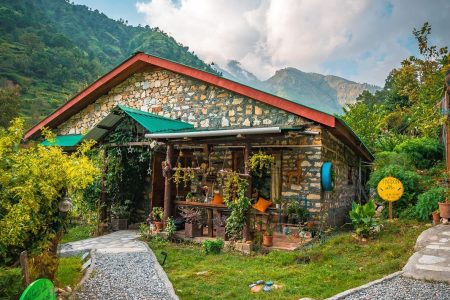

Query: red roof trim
<box><xmin>24</xmin><ymin>52</ymin><xmax>335</xmax><ymax>140</ymax></box>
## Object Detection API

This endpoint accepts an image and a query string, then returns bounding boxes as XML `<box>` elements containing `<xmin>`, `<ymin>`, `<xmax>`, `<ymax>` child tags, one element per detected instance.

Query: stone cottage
<box><xmin>25</xmin><ymin>52</ymin><xmax>373</xmax><ymax>231</ymax></box>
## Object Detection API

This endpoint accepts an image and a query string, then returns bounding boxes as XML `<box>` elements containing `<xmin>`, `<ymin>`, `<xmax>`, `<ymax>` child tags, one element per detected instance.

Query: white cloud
<box><xmin>136</xmin><ymin>0</ymin><xmax>450</xmax><ymax>86</ymax></box>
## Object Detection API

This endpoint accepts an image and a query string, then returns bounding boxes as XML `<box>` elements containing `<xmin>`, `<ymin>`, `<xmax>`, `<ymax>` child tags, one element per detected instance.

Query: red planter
<box><xmin>439</xmin><ymin>202</ymin><xmax>450</xmax><ymax>219</ymax></box>
<box><xmin>263</xmin><ymin>234</ymin><xmax>273</xmax><ymax>247</ymax></box>
<box><xmin>185</xmin><ymin>222</ymin><xmax>202</xmax><ymax>238</ymax></box>
<box><xmin>215</xmin><ymin>226</ymin><xmax>229</xmax><ymax>241</ymax></box>
<box><xmin>154</xmin><ymin>221</ymin><xmax>163</xmax><ymax>231</ymax></box>
<box><xmin>432</xmin><ymin>212</ymin><xmax>440</xmax><ymax>224</ymax></box>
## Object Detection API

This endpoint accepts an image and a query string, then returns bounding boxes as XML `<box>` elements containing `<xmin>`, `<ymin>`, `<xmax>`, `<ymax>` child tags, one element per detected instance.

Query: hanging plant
<box><xmin>221</xmin><ymin>171</ymin><xmax>241</xmax><ymax>203</ymax></box>
<box><xmin>173</xmin><ymin>162</ymin><xmax>182</xmax><ymax>187</ymax></box>
<box><xmin>220</xmin><ymin>172</ymin><xmax>251</xmax><ymax>240</ymax></box>
<box><xmin>182</xmin><ymin>167</ymin><xmax>197</xmax><ymax>187</ymax></box>
<box><xmin>247</xmin><ymin>152</ymin><xmax>274</xmax><ymax>178</ymax></box>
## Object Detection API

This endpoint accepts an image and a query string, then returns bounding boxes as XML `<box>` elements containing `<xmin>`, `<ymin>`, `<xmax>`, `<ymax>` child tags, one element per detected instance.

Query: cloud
<box><xmin>136</xmin><ymin>0</ymin><xmax>450</xmax><ymax>86</ymax></box>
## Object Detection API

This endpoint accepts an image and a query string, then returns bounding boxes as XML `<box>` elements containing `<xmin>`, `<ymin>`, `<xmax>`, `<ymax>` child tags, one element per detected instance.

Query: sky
<box><xmin>72</xmin><ymin>0</ymin><xmax>450</xmax><ymax>86</ymax></box>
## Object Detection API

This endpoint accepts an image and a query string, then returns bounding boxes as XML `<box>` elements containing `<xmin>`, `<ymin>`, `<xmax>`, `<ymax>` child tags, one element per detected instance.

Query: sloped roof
<box><xmin>23</xmin><ymin>52</ymin><xmax>373</xmax><ymax>161</ymax></box>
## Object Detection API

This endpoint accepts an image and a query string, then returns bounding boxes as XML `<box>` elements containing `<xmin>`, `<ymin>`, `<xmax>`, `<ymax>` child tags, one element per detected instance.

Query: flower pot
<box><xmin>263</xmin><ymin>234</ymin><xmax>273</xmax><ymax>247</ymax></box>
<box><xmin>215</xmin><ymin>226</ymin><xmax>229</xmax><ymax>241</ymax></box>
<box><xmin>439</xmin><ymin>202</ymin><xmax>450</xmax><ymax>219</ymax></box>
<box><xmin>185</xmin><ymin>222</ymin><xmax>202</xmax><ymax>238</ymax></box>
<box><xmin>306</xmin><ymin>221</ymin><xmax>316</xmax><ymax>229</ymax></box>
<box><xmin>432</xmin><ymin>212</ymin><xmax>440</xmax><ymax>224</ymax></box>
<box><xmin>154</xmin><ymin>221</ymin><xmax>163</xmax><ymax>231</ymax></box>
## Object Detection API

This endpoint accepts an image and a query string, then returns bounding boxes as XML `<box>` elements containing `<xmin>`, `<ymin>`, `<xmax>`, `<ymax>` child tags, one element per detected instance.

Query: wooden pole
<box><xmin>19</xmin><ymin>251</ymin><xmax>30</xmax><ymax>286</ymax></box>
<box><xmin>389</xmin><ymin>202</ymin><xmax>393</xmax><ymax>221</ymax></box>
<box><xmin>163</xmin><ymin>144</ymin><xmax>174</xmax><ymax>225</ymax></box>
<box><xmin>98</xmin><ymin>149</ymin><xmax>108</xmax><ymax>235</ymax></box>
<box><xmin>243</xmin><ymin>143</ymin><xmax>251</xmax><ymax>241</ymax></box>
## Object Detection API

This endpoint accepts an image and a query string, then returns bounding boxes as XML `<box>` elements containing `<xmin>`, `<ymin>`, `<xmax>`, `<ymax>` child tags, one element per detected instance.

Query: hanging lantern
<box><xmin>58</xmin><ymin>196</ymin><xmax>73</xmax><ymax>213</ymax></box>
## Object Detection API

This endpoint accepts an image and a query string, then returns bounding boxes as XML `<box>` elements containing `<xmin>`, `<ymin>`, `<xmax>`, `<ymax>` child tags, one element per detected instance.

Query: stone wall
<box><xmin>57</xmin><ymin>69</ymin><xmax>307</xmax><ymax>135</ymax></box>
<box><xmin>321</xmin><ymin>128</ymin><xmax>360</xmax><ymax>226</ymax></box>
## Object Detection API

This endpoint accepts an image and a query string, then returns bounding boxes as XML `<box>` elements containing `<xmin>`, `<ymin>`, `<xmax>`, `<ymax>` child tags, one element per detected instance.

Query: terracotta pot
<box><xmin>263</xmin><ymin>234</ymin><xmax>273</xmax><ymax>247</ymax></box>
<box><xmin>439</xmin><ymin>202</ymin><xmax>450</xmax><ymax>219</ymax></box>
<box><xmin>154</xmin><ymin>221</ymin><xmax>163</xmax><ymax>231</ymax></box>
<box><xmin>432</xmin><ymin>212</ymin><xmax>440</xmax><ymax>224</ymax></box>
<box><xmin>215</xmin><ymin>226</ymin><xmax>229</xmax><ymax>241</ymax></box>
<box><xmin>185</xmin><ymin>222</ymin><xmax>202</xmax><ymax>238</ymax></box>
<box><xmin>306</xmin><ymin>221</ymin><xmax>316</xmax><ymax>229</ymax></box>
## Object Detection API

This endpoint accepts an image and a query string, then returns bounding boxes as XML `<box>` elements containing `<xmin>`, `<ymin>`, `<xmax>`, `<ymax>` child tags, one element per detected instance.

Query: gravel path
<box><xmin>61</xmin><ymin>231</ymin><xmax>178</xmax><ymax>300</ymax></box>
<box><xmin>76</xmin><ymin>251</ymin><xmax>174</xmax><ymax>300</ymax></box>
<box><xmin>340</xmin><ymin>276</ymin><xmax>450</xmax><ymax>300</ymax></box>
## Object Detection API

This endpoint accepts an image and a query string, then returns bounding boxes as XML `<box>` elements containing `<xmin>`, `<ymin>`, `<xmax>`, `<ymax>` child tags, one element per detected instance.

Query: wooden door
<box><xmin>151</xmin><ymin>152</ymin><xmax>165</xmax><ymax>209</ymax></box>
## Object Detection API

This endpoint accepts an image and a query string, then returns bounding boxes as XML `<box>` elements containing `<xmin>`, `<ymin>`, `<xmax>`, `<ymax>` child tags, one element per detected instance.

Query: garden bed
<box><xmin>149</xmin><ymin>220</ymin><xmax>428</xmax><ymax>300</ymax></box>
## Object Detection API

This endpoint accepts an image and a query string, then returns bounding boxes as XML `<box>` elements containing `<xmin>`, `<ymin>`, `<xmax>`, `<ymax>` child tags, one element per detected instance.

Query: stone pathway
<box><xmin>60</xmin><ymin>231</ymin><xmax>178</xmax><ymax>300</ymax></box>
<box><xmin>403</xmin><ymin>224</ymin><xmax>450</xmax><ymax>283</ymax></box>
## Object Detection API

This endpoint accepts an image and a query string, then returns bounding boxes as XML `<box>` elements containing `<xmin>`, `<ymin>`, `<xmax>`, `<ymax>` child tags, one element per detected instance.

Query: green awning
<box><xmin>83</xmin><ymin>105</ymin><xmax>194</xmax><ymax>141</ymax></box>
<box><xmin>119</xmin><ymin>105</ymin><xmax>194</xmax><ymax>133</ymax></box>
<box><xmin>41</xmin><ymin>135</ymin><xmax>84</xmax><ymax>147</ymax></box>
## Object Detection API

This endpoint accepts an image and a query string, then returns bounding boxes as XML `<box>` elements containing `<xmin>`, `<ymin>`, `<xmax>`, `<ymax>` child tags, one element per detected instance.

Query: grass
<box><xmin>149</xmin><ymin>219</ymin><xmax>428</xmax><ymax>300</ymax></box>
<box><xmin>61</xmin><ymin>224</ymin><xmax>94</xmax><ymax>244</ymax></box>
<box><xmin>56</xmin><ymin>256</ymin><xmax>83</xmax><ymax>287</ymax></box>
<box><xmin>0</xmin><ymin>256</ymin><xmax>82</xmax><ymax>299</ymax></box>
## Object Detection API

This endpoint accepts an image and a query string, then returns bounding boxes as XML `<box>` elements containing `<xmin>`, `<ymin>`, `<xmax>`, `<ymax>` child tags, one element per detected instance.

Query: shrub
<box><xmin>368</xmin><ymin>165</ymin><xmax>422</xmax><ymax>216</ymax></box>
<box><xmin>373</xmin><ymin>151</ymin><xmax>412</xmax><ymax>170</ymax></box>
<box><xmin>394</xmin><ymin>137</ymin><xmax>443</xmax><ymax>169</ymax></box>
<box><xmin>203</xmin><ymin>239</ymin><xmax>224</xmax><ymax>254</ymax></box>
<box><xmin>349</xmin><ymin>200</ymin><xmax>380</xmax><ymax>238</ymax></box>
<box><xmin>415</xmin><ymin>186</ymin><xmax>446</xmax><ymax>221</ymax></box>
<box><xmin>398</xmin><ymin>205</ymin><xmax>417</xmax><ymax>220</ymax></box>
<box><xmin>0</xmin><ymin>267</ymin><xmax>23</xmax><ymax>299</ymax></box>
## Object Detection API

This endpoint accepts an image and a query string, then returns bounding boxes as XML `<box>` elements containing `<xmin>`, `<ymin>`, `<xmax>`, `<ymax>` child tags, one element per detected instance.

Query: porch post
<box><xmin>163</xmin><ymin>143</ymin><xmax>174</xmax><ymax>225</ymax></box>
<box><xmin>243</xmin><ymin>143</ymin><xmax>251</xmax><ymax>241</ymax></box>
<box><xmin>98</xmin><ymin>149</ymin><xmax>108</xmax><ymax>235</ymax></box>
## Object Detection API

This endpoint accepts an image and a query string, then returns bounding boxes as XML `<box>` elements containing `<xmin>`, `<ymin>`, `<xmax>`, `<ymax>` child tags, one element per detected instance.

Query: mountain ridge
<box><xmin>216</xmin><ymin>61</ymin><xmax>381</xmax><ymax>115</ymax></box>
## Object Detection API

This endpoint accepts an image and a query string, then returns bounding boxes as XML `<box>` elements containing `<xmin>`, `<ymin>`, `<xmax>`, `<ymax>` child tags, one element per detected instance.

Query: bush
<box><xmin>368</xmin><ymin>165</ymin><xmax>422</xmax><ymax>216</ymax></box>
<box><xmin>373</xmin><ymin>151</ymin><xmax>412</xmax><ymax>170</ymax></box>
<box><xmin>349</xmin><ymin>200</ymin><xmax>380</xmax><ymax>238</ymax></box>
<box><xmin>394</xmin><ymin>137</ymin><xmax>443</xmax><ymax>169</ymax></box>
<box><xmin>415</xmin><ymin>186</ymin><xmax>446</xmax><ymax>221</ymax></box>
<box><xmin>203</xmin><ymin>239</ymin><xmax>224</xmax><ymax>254</ymax></box>
<box><xmin>0</xmin><ymin>267</ymin><xmax>23</xmax><ymax>299</ymax></box>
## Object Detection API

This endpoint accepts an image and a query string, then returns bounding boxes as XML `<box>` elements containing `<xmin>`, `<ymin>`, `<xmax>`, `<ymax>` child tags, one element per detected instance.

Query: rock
<box><xmin>266</xmin><ymin>280</ymin><xmax>273</xmax><ymax>286</ymax></box>
<box><xmin>248</xmin><ymin>283</ymin><xmax>256</xmax><ymax>288</ymax></box>
<box><xmin>263</xmin><ymin>285</ymin><xmax>272</xmax><ymax>292</ymax></box>
<box><xmin>195</xmin><ymin>271</ymin><xmax>209</xmax><ymax>276</ymax></box>
<box><xmin>273</xmin><ymin>284</ymin><xmax>283</xmax><ymax>290</ymax></box>
<box><xmin>256</xmin><ymin>280</ymin><xmax>264</xmax><ymax>285</ymax></box>
<box><xmin>251</xmin><ymin>285</ymin><xmax>262</xmax><ymax>293</ymax></box>
<box><xmin>64</xmin><ymin>286</ymin><xmax>72</xmax><ymax>293</ymax></box>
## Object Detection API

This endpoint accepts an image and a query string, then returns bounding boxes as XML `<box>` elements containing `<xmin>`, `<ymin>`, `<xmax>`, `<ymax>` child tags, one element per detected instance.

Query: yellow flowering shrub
<box><xmin>0</xmin><ymin>119</ymin><xmax>100</xmax><ymax>264</ymax></box>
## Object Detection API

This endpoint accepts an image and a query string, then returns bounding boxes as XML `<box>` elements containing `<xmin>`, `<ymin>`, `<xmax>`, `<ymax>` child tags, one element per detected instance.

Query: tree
<box><xmin>0</xmin><ymin>85</ymin><xmax>21</xmax><ymax>128</ymax></box>
<box><xmin>0</xmin><ymin>119</ymin><xmax>100</xmax><ymax>273</ymax></box>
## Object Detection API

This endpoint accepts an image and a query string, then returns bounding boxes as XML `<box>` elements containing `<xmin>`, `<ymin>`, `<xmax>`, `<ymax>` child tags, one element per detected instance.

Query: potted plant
<box><xmin>213</xmin><ymin>215</ymin><xmax>228</xmax><ymax>241</ymax></box>
<box><xmin>186</xmin><ymin>192</ymin><xmax>195</xmax><ymax>202</ymax></box>
<box><xmin>274</xmin><ymin>197</ymin><xmax>289</xmax><ymax>223</ymax></box>
<box><xmin>432</xmin><ymin>209</ymin><xmax>440</xmax><ymax>224</ymax></box>
<box><xmin>263</xmin><ymin>221</ymin><xmax>274</xmax><ymax>247</ymax></box>
<box><xmin>152</xmin><ymin>207</ymin><xmax>164</xmax><ymax>231</ymax></box>
<box><xmin>111</xmin><ymin>200</ymin><xmax>131</xmax><ymax>230</ymax></box>
<box><xmin>179</xmin><ymin>207</ymin><xmax>202</xmax><ymax>238</ymax></box>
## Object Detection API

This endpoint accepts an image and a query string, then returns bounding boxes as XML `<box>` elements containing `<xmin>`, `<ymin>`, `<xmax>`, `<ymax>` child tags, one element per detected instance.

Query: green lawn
<box><xmin>0</xmin><ymin>256</ymin><xmax>82</xmax><ymax>299</ymax></box>
<box><xmin>56</xmin><ymin>256</ymin><xmax>83</xmax><ymax>287</ymax></box>
<box><xmin>61</xmin><ymin>224</ymin><xmax>94</xmax><ymax>244</ymax></box>
<box><xmin>149</xmin><ymin>220</ymin><xmax>428</xmax><ymax>300</ymax></box>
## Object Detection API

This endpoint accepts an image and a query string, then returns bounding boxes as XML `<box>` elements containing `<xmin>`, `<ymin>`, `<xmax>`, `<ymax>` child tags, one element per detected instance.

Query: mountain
<box><xmin>216</xmin><ymin>62</ymin><xmax>381</xmax><ymax>115</ymax></box>
<box><xmin>0</xmin><ymin>0</ymin><xmax>216</xmax><ymax>125</ymax></box>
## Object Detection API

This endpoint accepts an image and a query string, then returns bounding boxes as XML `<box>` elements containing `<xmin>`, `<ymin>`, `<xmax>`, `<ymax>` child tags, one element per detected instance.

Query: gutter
<box><xmin>145</xmin><ymin>127</ymin><xmax>282</xmax><ymax>139</ymax></box>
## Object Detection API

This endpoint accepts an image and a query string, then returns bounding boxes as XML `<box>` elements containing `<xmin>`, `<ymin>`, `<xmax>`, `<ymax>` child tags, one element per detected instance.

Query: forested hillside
<box><xmin>0</xmin><ymin>0</ymin><xmax>215</xmax><ymax>125</ymax></box>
